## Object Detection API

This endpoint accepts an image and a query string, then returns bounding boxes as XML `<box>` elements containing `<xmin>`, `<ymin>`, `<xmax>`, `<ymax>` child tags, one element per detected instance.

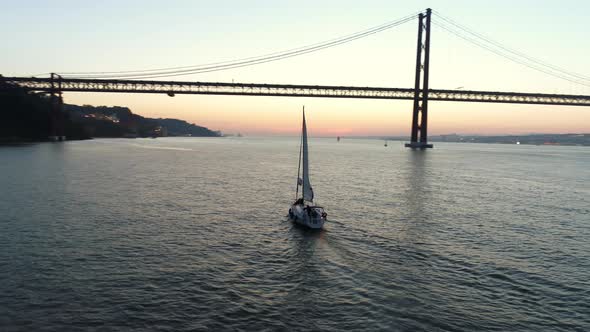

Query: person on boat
<box><xmin>294</xmin><ymin>198</ymin><xmax>304</xmax><ymax>205</ymax></box>
<box><xmin>310</xmin><ymin>208</ymin><xmax>318</xmax><ymax>217</ymax></box>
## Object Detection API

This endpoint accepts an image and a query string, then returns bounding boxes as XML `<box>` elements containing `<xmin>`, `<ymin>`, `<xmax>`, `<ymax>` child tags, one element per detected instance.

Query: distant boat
<box><xmin>288</xmin><ymin>107</ymin><xmax>327</xmax><ymax>229</ymax></box>
<box><xmin>337</xmin><ymin>136</ymin><xmax>340</xmax><ymax>142</ymax></box>
<box><xmin>384</xmin><ymin>140</ymin><xmax>388</xmax><ymax>147</ymax></box>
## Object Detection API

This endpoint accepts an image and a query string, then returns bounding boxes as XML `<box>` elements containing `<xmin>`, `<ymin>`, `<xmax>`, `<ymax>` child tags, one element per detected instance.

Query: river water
<box><xmin>1</xmin><ymin>137</ymin><xmax>589</xmax><ymax>331</ymax></box>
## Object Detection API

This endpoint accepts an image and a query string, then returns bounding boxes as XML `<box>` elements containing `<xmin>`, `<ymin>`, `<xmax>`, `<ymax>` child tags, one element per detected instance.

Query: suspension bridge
<box><xmin>2</xmin><ymin>8</ymin><xmax>589</xmax><ymax>147</ymax></box>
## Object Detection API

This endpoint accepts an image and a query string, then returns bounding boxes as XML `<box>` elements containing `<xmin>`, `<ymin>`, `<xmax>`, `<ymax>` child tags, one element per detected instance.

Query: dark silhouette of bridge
<box><xmin>4</xmin><ymin>76</ymin><xmax>590</xmax><ymax>106</ymax></box>
<box><xmin>2</xmin><ymin>8</ymin><xmax>589</xmax><ymax>146</ymax></box>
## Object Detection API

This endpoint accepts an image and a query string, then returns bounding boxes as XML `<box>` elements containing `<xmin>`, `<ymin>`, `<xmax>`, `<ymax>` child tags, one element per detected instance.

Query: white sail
<box><xmin>301</xmin><ymin>109</ymin><xmax>314</xmax><ymax>202</ymax></box>
<box><xmin>289</xmin><ymin>106</ymin><xmax>326</xmax><ymax>229</ymax></box>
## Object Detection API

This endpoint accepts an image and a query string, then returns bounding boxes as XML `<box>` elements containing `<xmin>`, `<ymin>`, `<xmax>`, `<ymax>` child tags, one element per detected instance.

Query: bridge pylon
<box><xmin>405</xmin><ymin>8</ymin><xmax>433</xmax><ymax>149</ymax></box>
<box><xmin>49</xmin><ymin>73</ymin><xmax>66</xmax><ymax>141</ymax></box>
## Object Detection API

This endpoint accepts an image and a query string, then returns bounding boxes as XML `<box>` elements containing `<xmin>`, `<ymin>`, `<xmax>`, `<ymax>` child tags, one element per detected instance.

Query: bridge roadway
<box><xmin>2</xmin><ymin>76</ymin><xmax>590</xmax><ymax>107</ymax></box>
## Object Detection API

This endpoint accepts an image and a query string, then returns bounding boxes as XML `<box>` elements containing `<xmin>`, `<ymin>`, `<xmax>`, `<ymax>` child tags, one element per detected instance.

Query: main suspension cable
<box><xmin>433</xmin><ymin>10</ymin><xmax>590</xmax><ymax>86</ymax></box>
<box><xmin>48</xmin><ymin>12</ymin><xmax>418</xmax><ymax>80</ymax></box>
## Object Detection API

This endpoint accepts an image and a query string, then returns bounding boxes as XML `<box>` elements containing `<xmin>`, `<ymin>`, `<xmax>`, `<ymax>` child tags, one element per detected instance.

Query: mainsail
<box><xmin>301</xmin><ymin>109</ymin><xmax>314</xmax><ymax>202</ymax></box>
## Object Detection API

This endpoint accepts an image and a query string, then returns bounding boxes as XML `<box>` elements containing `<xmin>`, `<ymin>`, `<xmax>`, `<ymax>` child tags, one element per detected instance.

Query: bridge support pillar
<box><xmin>49</xmin><ymin>73</ymin><xmax>66</xmax><ymax>141</ymax></box>
<box><xmin>405</xmin><ymin>8</ymin><xmax>433</xmax><ymax>149</ymax></box>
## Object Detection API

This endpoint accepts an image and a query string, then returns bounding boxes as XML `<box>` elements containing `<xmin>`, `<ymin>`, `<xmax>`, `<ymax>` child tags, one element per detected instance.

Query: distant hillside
<box><xmin>152</xmin><ymin>118</ymin><xmax>222</xmax><ymax>137</ymax></box>
<box><xmin>0</xmin><ymin>80</ymin><xmax>89</xmax><ymax>142</ymax></box>
<box><xmin>0</xmin><ymin>78</ymin><xmax>221</xmax><ymax>142</ymax></box>
<box><xmin>64</xmin><ymin>104</ymin><xmax>222</xmax><ymax>138</ymax></box>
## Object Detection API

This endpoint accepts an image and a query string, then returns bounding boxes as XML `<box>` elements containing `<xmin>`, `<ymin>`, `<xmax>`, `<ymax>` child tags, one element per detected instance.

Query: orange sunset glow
<box><xmin>63</xmin><ymin>92</ymin><xmax>590</xmax><ymax>136</ymax></box>
<box><xmin>5</xmin><ymin>1</ymin><xmax>589</xmax><ymax>137</ymax></box>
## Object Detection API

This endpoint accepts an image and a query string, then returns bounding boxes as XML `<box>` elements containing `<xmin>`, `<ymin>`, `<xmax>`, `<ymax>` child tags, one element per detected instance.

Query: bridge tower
<box><xmin>49</xmin><ymin>73</ymin><xmax>66</xmax><ymax>141</ymax></box>
<box><xmin>405</xmin><ymin>8</ymin><xmax>433</xmax><ymax>149</ymax></box>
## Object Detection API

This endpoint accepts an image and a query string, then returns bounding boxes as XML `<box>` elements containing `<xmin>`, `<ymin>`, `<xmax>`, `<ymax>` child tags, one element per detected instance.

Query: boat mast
<box><xmin>301</xmin><ymin>106</ymin><xmax>305</xmax><ymax>202</ymax></box>
<box><xmin>301</xmin><ymin>106</ymin><xmax>314</xmax><ymax>204</ymax></box>
<box><xmin>295</xmin><ymin>106</ymin><xmax>304</xmax><ymax>201</ymax></box>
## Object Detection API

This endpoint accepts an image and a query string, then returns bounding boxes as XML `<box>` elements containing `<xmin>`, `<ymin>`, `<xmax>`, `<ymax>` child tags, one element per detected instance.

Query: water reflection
<box><xmin>398</xmin><ymin>150</ymin><xmax>432</xmax><ymax>245</ymax></box>
<box><xmin>3</xmin><ymin>138</ymin><xmax>587</xmax><ymax>331</ymax></box>
<box><xmin>277</xmin><ymin>222</ymin><xmax>328</xmax><ymax>319</ymax></box>
<box><xmin>288</xmin><ymin>222</ymin><xmax>326</xmax><ymax>260</ymax></box>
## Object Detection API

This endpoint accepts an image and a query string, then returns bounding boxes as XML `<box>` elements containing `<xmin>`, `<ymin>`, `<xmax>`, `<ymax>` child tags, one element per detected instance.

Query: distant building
<box><xmin>440</xmin><ymin>134</ymin><xmax>459</xmax><ymax>142</ymax></box>
<box><xmin>153</xmin><ymin>126</ymin><xmax>167</xmax><ymax>137</ymax></box>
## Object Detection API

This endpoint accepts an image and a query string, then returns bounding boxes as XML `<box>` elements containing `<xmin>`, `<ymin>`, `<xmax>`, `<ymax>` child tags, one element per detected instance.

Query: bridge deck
<box><xmin>2</xmin><ymin>77</ymin><xmax>590</xmax><ymax>106</ymax></box>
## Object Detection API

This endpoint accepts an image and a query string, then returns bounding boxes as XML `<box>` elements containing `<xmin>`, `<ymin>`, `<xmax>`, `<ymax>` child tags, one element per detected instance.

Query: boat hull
<box><xmin>288</xmin><ymin>204</ymin><xmax>326</xmax><ymax>229</ymax></box>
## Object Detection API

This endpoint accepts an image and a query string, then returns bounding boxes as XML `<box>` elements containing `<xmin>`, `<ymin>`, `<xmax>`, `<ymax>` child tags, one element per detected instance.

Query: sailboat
<box><xmin>288</xmin><ymin>107</ymin><xmax>327</xmax><ymax>229</ymax></box>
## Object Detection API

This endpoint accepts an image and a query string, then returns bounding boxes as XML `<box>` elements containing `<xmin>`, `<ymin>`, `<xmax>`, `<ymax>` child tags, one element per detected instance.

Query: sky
<box><xmin>2</xmin><ymin>0</ymin><xmax>590</xmax><ymax>136</ymax></box>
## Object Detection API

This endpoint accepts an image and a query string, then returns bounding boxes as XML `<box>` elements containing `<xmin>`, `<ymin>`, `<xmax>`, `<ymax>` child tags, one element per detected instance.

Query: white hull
<box><xmin>288</xmin><ymin>204</ymin><xmax>326</xmax><ymax>229</ymax></box>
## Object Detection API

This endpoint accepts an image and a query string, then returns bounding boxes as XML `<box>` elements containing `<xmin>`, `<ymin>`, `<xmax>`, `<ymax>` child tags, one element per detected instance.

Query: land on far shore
<box><xmin>374</xmin><ymin>133</ymin><xmax>590</xmax><ymax>146</ymax></box>
<box><xmin>0</xmin><ymin>79</ymin><xmax>221</xmax><ymax>142</ymax></box>
<box><xmin>64</xmin><ymin>104</ymin><xmax>222</xmax><ymax>139</ymax></box>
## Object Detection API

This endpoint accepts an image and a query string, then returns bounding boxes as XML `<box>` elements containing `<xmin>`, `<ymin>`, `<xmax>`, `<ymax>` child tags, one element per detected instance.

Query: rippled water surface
<box><xmin>1</xmin><ymin>137</ymin><xmax>589</xmax><ymax>331</ymax></box>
